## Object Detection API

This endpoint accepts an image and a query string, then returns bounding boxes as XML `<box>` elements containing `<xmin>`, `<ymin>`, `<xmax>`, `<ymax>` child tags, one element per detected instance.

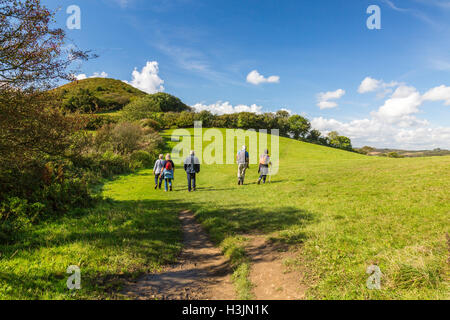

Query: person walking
<box><xmin>184</xmin><ymin>150</ymin><xmax>200</xmax><ymax>192</ymax></box>
<box><xmin>162</xmin><ymin>154</ymin><xmax>175</xmax><ymax>192</ymax></box>
<box><xmin>153</xmin><ymin>154</ymin><xmax>165</xmax><ymax>190</ymax></box>
<box><xmin>258</xmin><ymin>149</ymin><xmax>272</xmax><ymax>184</ymax></box>
<box><xmin>236</xmin><ymin>145</ymin><xmax>249</xmax><ymax>185</ymax></box>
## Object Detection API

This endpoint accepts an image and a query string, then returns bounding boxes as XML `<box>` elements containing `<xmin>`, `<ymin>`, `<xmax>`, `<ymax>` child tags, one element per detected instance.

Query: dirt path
<box><xmin>245</xmin><ymin>236</ymin><xmax>307</xmax><ymax>300</ymax></box>
<box><xmin>122</xmin><ymin>210</ymin><xmax>235</xmax><ymax>300</ymax></box>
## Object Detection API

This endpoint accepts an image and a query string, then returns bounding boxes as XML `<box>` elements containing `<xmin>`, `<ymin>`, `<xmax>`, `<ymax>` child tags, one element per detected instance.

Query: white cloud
<box><xmin>423</xmin><ymin>85</ymin><xmax>450</xmax><ymax>105</ymax></box>
<box><xmin>358</xmin><ymin>77</ymin><xmax>400</xmax><ymax>97</ymax></box>
<box><xmin>124</xmin><ymin>61</ymin><xmax>164</xmax><ymax>94</ymax></box>
<box><xmin>358</xmin><ymin>77</ymin><xmax>382</xmax><ymax>93</ymax></box>
<box><xmin>246</xmin><ymin>70</ymin><xmax>280</xmax><ymax>85</ymax></box>
<box><xmin>371</xmin><ymin>85</ymin><xmax>423</xmax><ymax>124</ymax></box>
<box><xmin>92</xmin><ymin>71</ymin><xmax>108</xmax><ymax>78</ymax></box>
<box><xmin>311</xmin><ymin>82</ymin><xmax>450</xmax><ymax>149</ymax></box>
<box><xmin>191</xmin><ymin>101</ymin><xmax>264</xmax><ymax>115</ymax></box>
<box><xmin>317</xmin><ymin>89</ymin><xmax>345</xmax><ymax>109</ymax></box>
<box><xmin>75</xmin><ymin>71</ymin><xmax>108</xmax><ymax>80</ymax></box>
<box><xmin>311</xmin><ymin>116</ymin><xmax>450</xmax><ymax>149</ymax></box>
<box><xmin>76</xmin><ymin>74</ymin><xmax>87</xmax><ymax>80</ymax></box>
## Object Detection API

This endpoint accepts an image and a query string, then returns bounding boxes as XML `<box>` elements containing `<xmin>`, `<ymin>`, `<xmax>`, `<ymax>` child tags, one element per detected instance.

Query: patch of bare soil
<box><xmin>245</xmin><ymin>236</ymin><xmax>307</xmax><ymax>300</ymax></box>
<box><xmin>122</xmin><ymin>210</ymin><xmax>235</xmax><ymax>300</ymax></box>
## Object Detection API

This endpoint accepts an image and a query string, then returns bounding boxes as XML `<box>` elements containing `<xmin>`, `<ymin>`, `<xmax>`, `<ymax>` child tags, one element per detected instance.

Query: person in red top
<box><xmin>161</xmin><ymin>154</ymin><xmax>175</xmax><ymax>192</ymax></box>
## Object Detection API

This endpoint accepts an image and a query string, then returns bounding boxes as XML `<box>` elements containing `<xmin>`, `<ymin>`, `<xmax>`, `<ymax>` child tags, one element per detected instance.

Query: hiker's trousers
<box><xmin>187</xmin><ymin>173</ymin><xmax>196</xmax><ymax>191</ymax></box>
<box><xmin>237</xmin><ymin>163</ymin><xmax>247</xmax><ymax>180</ymax></box>
<box><xmin>155</xmin><ymin>174</ymin><xmax>163</xmax><ymax>188</ymax></box>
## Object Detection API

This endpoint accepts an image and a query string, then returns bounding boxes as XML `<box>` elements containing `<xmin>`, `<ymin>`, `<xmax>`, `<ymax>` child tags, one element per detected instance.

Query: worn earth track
<box><xmin>122</xmin><ymin>210</ymin><xmax>235</xmax><ymax>300</ymax></box>
<box><xmin>245</xmin><ymin>236</ymin><xmax>307</xmax><ymax>300</ymax></box>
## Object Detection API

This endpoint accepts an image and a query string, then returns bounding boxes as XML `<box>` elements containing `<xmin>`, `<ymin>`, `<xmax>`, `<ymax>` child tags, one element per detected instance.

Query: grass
<box><xmin>0</xmin><ymin>175</ymin><xmax>183</xmax><ymax>299</ymax></box>
<box><xmin>0</xmin><ymin>128</ymin><xmax>448</xmax><ymax>299</ymax></box>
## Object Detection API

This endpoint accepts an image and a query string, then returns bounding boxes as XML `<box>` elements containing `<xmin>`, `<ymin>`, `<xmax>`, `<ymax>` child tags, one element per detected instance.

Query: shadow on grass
<box><xmin>190</xmin><ymin>203</ymin><xmax>316</xmax><ymax>244</ymax></box>
<box><xmin>0</xmin><ymin>197</ymin><xmax>193</xmax><ymax>299</ymax></box>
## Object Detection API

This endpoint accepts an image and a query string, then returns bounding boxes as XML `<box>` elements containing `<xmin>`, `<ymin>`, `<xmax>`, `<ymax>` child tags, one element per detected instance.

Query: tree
<box><xmin>327</xmin><ymin>131</ymin><xmax>353</xmax><ymax>151</ymax></box>
<box><xmin>0</xmin><ymin>0</ymin><xmax>90</xmax><ymax>194</ymax></box>
<box><xmin>307</xmin><ymin>129</ymin><xmax>322</xmax><ymax>142</ymax></box>
<box><xmin>62</xmin><ymin>88</ymin><xmax>99</xmax><ymax>113</ymax></box>
<box><xmin>327</xmin><ymin>131</ymin><xmax>340</xmax><ymax>146</ymax></box>
<box><xmin>336</xmin><ymin>136</ymin><xmax>353</xmax><ymax>151</ymax></box>
<box><xmin>288</xmin><ymin>115</ymin><xmax>311</xmax><ymax>140</ymax></box>
<box><xmin>176</xmin><ymin>111</ymin><xmax>195</xmax><ymax>128</ymax></box>
<box><xmin>194</xmin><ymin>110</ymin><xmax>214</xmax><ymax>127</ymax></box>
<box><xmin>274</xmin><ymin>110</ymin><xmax>290</xmax><ymax>136</ymax></box>
<box><xmin>237</xmin><ymin>112</ymin><xmax>259</xmax><ymax>129</ymax></box>
<box><xmin>0</xmin><ymin>0</ymin><xmax>90</xmax><ymax>89</ymax></box>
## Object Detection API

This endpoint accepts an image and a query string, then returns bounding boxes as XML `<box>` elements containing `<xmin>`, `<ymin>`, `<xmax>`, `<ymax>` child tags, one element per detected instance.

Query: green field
<box><xmin>1</xmin><ymin>129</ymin><xmax>448</xmax><ymax>299</ymax></box>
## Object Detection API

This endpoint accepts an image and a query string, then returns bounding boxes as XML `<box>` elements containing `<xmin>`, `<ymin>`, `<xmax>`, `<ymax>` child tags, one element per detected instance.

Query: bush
<box><xmin>130</xmin><ymin>150</ymin><xmax>153</xmax><ymax>168</ymax></box>
<box><xmin>121</xmin><ymin>92</ymin><xmax>190</xmax><ymax>121</ymax></box>
<box><xmin>111</xmin><ymin>122</ymin><xmax>143</xmax><ymax>155</ymax></box>
<box><xmin>0</xmin><ymin>197</ymin><xmax>45</xmax><ymax>243</ymax></box>
<box><xmin>85</xmin><ymin>114</ymin><xmax>118</xmax><ymax>130</ymax></box>
<box><xmin>30</xmin><ymin>178</ymin><xmax>92</xmax><ymax>217</ymax></box>
<box><xmin>98</xmin><ymin>151</ymin><xmax>132</xmax><ymax>177</ymax></box>
<box><xmin>140</xmin><ymin>118</ymin><xmax>161</xmax><ymax>131</ymax></box>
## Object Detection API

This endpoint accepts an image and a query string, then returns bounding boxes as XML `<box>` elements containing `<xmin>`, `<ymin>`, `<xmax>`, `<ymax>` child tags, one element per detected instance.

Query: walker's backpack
<box><xmin>260</xmin><ymin>155</ymin><xmax>269</xmax><ymax>165</ymax></box>
<box><xmin>165</xmin><ymin>161</ymin><xmax>173</xmax><ymax>170</ymax></box>
<box><xmin>237</xmin><ymin>150</ymin><xmax>248</xmax><ymax>164</ymax></box>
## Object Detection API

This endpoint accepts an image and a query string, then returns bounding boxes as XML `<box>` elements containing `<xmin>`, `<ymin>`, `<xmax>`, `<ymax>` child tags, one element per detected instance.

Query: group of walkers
<box><xmin>153</xmin><ymin>151</ymin><xmax>201</xmax><ymax>192</ymax></box>
<box><xmin>152</xmin><ymin>146</ymin><xmax>272</xmax><ymax>191</ymax></box>
<box><xmin>236</xmin><ymin>146</ymin><xmax>272</xmax><ymax>185</ymax></box>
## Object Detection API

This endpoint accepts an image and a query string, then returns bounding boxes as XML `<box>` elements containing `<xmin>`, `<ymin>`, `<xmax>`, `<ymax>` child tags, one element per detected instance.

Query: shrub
<box><xmin>140</xmin><ymin>118</ymin><xmax>161</xmax><ymax>131</ymax></box>
<box><xmin>30</xmin><ymin>178</ymin><xmax>91</xmax><ymax>217</ymax></box>
<box><xmin>98</xmin><ymin>151</ymin><xmax>132</xmax><ymax>177</ymax></box>
<box><xmin>85</xmin><ymin>114</ymin><xmax>118</xmax><ymax>130</ymax></box>
<box><xmin>130</xmin><ymin>150</ymin><xmax>153</xmax><ymax>168</ymax></box>
<box><xmin>121</xmin><ymin>92</ymin><xmax>190</xmax><ymax>121</ymax></box>
<box><xmin>111</xmin><ymin>122</ymin><xmax>144</xmax><ymax>155</ymax></box>
<box><xmin>0</xmin><ymin>197</ymin><xmax>45</xmax><ymax>243</ymax></box>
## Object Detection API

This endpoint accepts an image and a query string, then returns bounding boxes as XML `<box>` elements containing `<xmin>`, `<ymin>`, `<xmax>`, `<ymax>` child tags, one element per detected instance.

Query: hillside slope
<box><xmin>1</xmin><ymin>129</ymin><xmax>448</xmax><ymax>299</ymax></box>
<box><xmin>108</xmin><ymin>129</ymin><xmax>449</xmax><ymax>299</ymax></box>
<box><xmin>54</xmin><ymin>78</ymin><xmax>147</xmax><ymax>112</ymax></box>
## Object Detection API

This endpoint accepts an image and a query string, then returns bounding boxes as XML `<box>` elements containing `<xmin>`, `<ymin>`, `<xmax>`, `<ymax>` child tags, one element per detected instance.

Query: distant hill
<box><xmin>54</xmin><ymin>78</ymin><xmax>147</xmax><ymax>112</ymax></box>
<box><xmin>356</xmin><ymin>146</ymin><xmax>450</xmax><ymax>158</ymax></box>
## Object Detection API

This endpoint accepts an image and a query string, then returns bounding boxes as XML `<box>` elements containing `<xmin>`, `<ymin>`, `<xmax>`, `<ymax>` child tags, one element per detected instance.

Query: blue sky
<box><xmin>45</xmin><ymin>0</ymin><xmax>450</xmax><ymax>149</ymax></box>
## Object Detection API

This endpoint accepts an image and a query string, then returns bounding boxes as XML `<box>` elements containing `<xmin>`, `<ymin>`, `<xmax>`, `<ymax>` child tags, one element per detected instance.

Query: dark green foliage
<box><xmin>327</xmin><ymin>131</ymin><xmax>353</xmax><ymax>151</ymax></box>
<box><xmin>121</xmin><ymin>92</ymin><xmax>191</xmax><ymax>121</ymax></box>
<box><xmin>0</xmin><ymin>197</ymin><xmax>44</xmax><ymax>243</ymax></box>
<box><xmin>62</xmin><ymin>88</ymin><xmax>99</xmax><ymax>112</ymax></box>
<box><xmin>130</xmin><ymin>150</ymin><xmax>154</xmax><ymax>168</ymax></box>
<box><xmin>84</xmin><ymin>114</ymin><xmax>118</xmax><ymax>130</ymax></box>
<box><xmin>307</xmin><ymin>129</ymin><xmax>322</xmax><ymax>142</ymax></box>
<box><xmin>288</xmin><ymin>115</ymin><xmax>311</xmax><ymax>140</ymax></box>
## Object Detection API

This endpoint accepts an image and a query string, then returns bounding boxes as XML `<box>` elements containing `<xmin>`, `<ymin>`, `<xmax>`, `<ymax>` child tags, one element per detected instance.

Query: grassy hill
<box><xmin>54</xmin><ymin>78</ymin><xmax>147</xmax><ymax>112</ymax></box>
<box><xmin>1</xmin><ymin>129</ymin><xmax>448</xmax><ymax>299</ymax></box>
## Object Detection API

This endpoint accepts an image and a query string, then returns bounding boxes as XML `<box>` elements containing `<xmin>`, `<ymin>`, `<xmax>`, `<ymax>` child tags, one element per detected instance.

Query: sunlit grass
<box><xmin>1</xmin><ymin>128</ymin><xmax>448</xmax><ymax>299</ymax></box>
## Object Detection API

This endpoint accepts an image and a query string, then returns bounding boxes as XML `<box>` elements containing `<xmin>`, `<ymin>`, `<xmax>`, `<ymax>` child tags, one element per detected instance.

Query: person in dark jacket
<box><xmin>183</xmin><ymin>150</ymin><xmax>200</xmax><ymax>192</ymax></box>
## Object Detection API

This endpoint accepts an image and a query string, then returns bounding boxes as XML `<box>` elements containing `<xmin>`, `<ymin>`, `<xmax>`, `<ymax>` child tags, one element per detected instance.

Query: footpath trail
<box><xmin>245</xmin><ymin>236</ymin><xmax>306</xmax><ymax>300</ymax></box>
<box><xmin>122</xmin><ymin>210</ymin><xmax>236</xmax><ymax>300</ymax></box>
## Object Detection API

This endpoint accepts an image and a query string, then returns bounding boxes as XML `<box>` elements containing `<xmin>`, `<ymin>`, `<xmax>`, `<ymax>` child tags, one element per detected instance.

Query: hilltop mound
<box><xmin>55</xmin><ymin>78</ymin><xmax>147</xmax><ymax>112</ymax></box>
